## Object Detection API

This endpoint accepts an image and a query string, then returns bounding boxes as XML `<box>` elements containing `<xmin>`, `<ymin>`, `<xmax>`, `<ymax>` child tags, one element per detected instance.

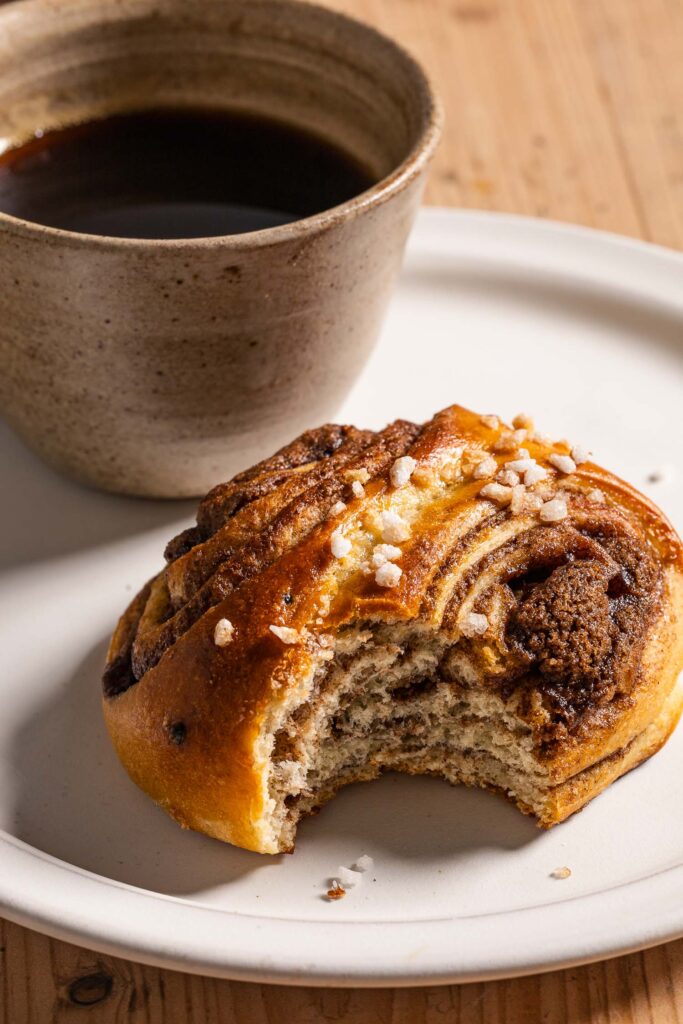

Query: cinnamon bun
<box><xmin>103</xmin><ymin>406</ymin><xmax>683</xmax><ymax>853</ymax></box>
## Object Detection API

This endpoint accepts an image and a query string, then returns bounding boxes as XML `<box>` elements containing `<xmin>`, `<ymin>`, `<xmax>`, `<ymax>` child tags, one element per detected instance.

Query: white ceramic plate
<box><xmin>1</xmin><ymin>209</ymin><xmax>682</xmax><ymax>986</ymax></box>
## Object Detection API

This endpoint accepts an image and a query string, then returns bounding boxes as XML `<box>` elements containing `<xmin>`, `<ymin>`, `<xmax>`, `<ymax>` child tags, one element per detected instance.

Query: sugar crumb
<box><xmin>511</xmin><ymin>486</ymin><xmax>543</xmax><ymax>514</ymax></box>
<box><xmin>390</xmin><ymin>455</ymin><xmax>417</xmax><ymax>488</ymax></box>
<box><xmin>472</xmin><ymin>455</ymin><xmax>497</xmax><ymax>480</ymax></box>
<box><xmin>524</xmin><ymin>464</ymin><xmax>547</xmax><ymax>486</ymax></box>
<box><xmin>269</xmin><ymin>624</ymin><xmax>300</xmax><ymax>644</ymax></box>
<box><xmin>549</xmin><ymin>453</ymin><xmax>577</xmax><ymax>475</ymax></box>
<box><xmin>375</xmin><ymin>561</ymin><xmax>402</xmax><ymax>588</ymax></box>
<box><xmin>379</xmin><ymin>509</ymin><xmax>411</xmax><ymax>543</ymax></box>
<box><xmin>512</xmin><ymin>412</ymin><xmax>534</xmax><ymax>431</ymax></box>
<box><xmin>479</xmin><ymin>482</ymin><xmax>513</xmax><ymax>505</ymax></box>
<box><xmin>353</xmin><ymin>854</ymin><xmax>374</xmax><ymax>872</ymax></box>
<box><xmin>337</xmin><ymin>865</ymin><xmax>363</xmax><ymax>888</ymax></box>
<box><xmin>571</xmin><ymin>444</ymin><xmax>591</xmax><ymax>465</ymax></box>
<box><xmin>213</xmin><ymin>618</ymin><xmax>234</xmax><ymax>647</ymax></box>
<box><xmin>504</xmin><ymin>456</ymin><xmax>537</xmax><ymax>473</ymax></box>
<box><xmin>493</xmin><ymin>429</ymin><xmax>526</xmax><ymax>453</ymax></box>
<box><xmin>460</xmin><ymin>611</ymin><xmax>489</xmax><ymax>637</ymax></box>
<box><xmin>371</xmin><ymin>543</ymin><xmax>402</xmax><ymax>568</ymax></box>
<box><xmin>539</xmin><ymin>497</ymin><xmax>568</xmax><ymax>522</ymax></box>
<box><xmin>510</xmin><ymin>484</ymin><xmax>527</xmax><ymax>514</ymax></box>
<box><xmin>331</xmin><ymin>527</ymin><xmax>352</xmax><ymax>558</ymax></box>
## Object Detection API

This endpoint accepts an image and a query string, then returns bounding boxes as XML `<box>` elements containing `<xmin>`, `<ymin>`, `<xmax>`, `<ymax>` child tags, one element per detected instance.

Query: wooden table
<box><xmin>3</xmin><ymin>0</ymin><xmax>683</xmax><ymax>1020</ymax></box>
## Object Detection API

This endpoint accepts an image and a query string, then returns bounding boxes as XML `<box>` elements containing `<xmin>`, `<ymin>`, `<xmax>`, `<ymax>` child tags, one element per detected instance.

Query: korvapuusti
<box><xmin>103</xmin><ymin>405</ymin><xmax>683</xmax><ymax>854</ymax></box>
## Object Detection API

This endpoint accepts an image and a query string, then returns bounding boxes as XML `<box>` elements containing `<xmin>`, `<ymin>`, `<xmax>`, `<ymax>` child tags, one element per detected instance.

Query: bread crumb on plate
<box><xmin>326</xmin><ymin>881</ymin><xmax>346</xmax><ymax>901</ymax></box>
<box><xmin>550</xmin><ymin>866</ymin><xmax>572</xmax><ymax>879</ymax></box>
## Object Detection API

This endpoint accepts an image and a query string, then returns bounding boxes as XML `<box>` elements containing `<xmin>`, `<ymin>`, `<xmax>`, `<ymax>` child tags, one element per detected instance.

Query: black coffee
<box><xmin>0</xmin><ymin>108</ymin><xmax>376</xmax><ymax>238</ymax></box>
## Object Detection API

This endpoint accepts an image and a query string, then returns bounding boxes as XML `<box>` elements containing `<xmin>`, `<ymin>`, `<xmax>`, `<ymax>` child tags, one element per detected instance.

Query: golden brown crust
<box><xmin>539</xmin><ymin>669</ymin><xmax>683</xmax><ymax>826</ymax></box>
<box><xmin>129</xmin><ymin>417</ymin><xmax>420</xmax><ymax>681</ymax></box>
<box><xmin>102</xmin><ymin>404</ymin><xmax>683</xmax><ymax>853</ymax></box>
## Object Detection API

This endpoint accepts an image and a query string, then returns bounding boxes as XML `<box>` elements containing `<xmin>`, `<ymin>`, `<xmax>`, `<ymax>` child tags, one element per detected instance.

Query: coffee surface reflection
<box><xmin>0</xmin><ymin>108</ymin><xmax>376</xmax><ymax>238</ymax></box>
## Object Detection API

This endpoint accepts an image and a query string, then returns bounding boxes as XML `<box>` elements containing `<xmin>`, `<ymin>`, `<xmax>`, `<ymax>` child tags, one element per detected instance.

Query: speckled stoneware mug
<box><xmin>0</xmin><ymin>0</ymin><xmax>441</xmax><ymax>497</ymax></box>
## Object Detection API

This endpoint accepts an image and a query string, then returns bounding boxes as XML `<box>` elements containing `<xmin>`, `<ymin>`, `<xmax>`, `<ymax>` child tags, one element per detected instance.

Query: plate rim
<box><xmin>2</xmin><ymin>206</ymin><xmax>682</xmax><ymax>985</ymax></box>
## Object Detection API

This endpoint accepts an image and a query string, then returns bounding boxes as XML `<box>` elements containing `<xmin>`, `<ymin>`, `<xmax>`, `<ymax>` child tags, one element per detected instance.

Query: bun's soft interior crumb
<box><xmin>266</xmin><ymin>621</ymin><xmax>553</xmax><ymax>851</ymax></box>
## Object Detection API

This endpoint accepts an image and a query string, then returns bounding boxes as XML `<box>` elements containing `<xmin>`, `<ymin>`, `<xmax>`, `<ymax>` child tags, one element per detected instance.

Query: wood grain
<box><xmin>3</xmin><ymin>916</ymin><xmax>683</xmax><ymax>1023</ymax></box>
<box><xmin>326</xmin><ymin>0</ymin><xmax>683</xmax><ymax>248</ymax></box>
<box><xmin>3</xmin><ymin>0</ymin><xmax>683</xmax><ymax>1020</ymax></box>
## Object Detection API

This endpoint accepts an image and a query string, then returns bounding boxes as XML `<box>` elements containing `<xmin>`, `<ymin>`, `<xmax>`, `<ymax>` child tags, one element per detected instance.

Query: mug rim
<box><xmin>0</xmin><ymin>0</ymin><xmax>443</xmax><ymax>250</ymax></box>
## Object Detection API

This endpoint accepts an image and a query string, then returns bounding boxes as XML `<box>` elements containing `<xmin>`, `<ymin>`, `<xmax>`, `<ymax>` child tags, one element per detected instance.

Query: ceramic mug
<box><xmin>0</xmin><ymin>0</ymin><xmax>441</xmax><ymax>497</ymax></box>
